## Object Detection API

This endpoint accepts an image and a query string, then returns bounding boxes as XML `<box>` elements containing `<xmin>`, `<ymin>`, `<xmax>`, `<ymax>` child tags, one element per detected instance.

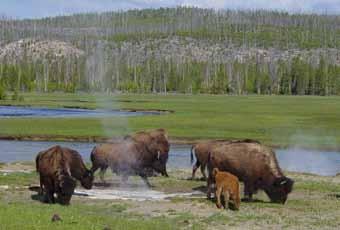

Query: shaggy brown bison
<box><xmin>212</xmin><ymin>168</ymin><xmax>240</xmax><ymax>210</ymax></box>
<box><xmin>36</xmin><ymin>145</ymin><xmax>93</xmax><ymax>205</ymax></box>
<box><xmin>191</xmin><ymin>139</ymin><xmax>259</xmax><ymax>180</ymax></box>
<box><xmin>91</xmin><ymin>129</ymin><xmax>170</xmax><ymax>183</ymax></box>
<box><xmin>126</xmin><ymin>128</ymin><xmax>170</xmax><ymax>176</ymax></box>
<box><xmin>90</xmin><ymin>137</ymin><xmax>168</xmax><ymax>187</ymax></box>
<box><xmin>191</xmin><ymin>140</ymin><xmax>224</xmax><ymax>180</ymax></box>
<box><xmin>207</xmin><ymin>141</ymin><xmax>294</xmax><ymax>204</ymax></box>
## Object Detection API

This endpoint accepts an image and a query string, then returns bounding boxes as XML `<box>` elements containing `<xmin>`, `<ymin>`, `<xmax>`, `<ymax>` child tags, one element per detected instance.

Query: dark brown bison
<box><xmin>36</xmin><ymin>145</ymin><xmax>94</xmax><ymax>205</ymax></box>
<box><xmin>90</xmin><ymin>138</ymin><xmax>168</xmax><ymax>187</ymax></box>
<box><xmin>191</xmin><ymin>139</ymin><xmax>259</xmax><ymax>180</ymax></box>
<box><xmin>91</xmin><ymin>129</ymin><xmax>170</xmax><ymax>183</ymax></box>
<box><xmin>212</xmin><ymin>168</ymin><xmax>240</xmax><ymax>210</ymax></box>
<box><xmin>207</xmin><ymin>141</ymin><xmax>294</xmax><ymax>204</ymax></box>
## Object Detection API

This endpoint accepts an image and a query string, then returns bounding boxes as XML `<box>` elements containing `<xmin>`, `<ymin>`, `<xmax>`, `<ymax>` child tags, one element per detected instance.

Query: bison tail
<box><xmin>90</xmin><ymin>146</ymin><xmax>97</xmax><ymax>163</ymax></box>
<box><xmin>35</xmin><ymin>153</ymin><xmax>40</xmax><ymax>172</ymax></box>
<box><xmin>190</xmin><ymin>146</ymin><xmax>195</xmax><ymax>165</ymax></box>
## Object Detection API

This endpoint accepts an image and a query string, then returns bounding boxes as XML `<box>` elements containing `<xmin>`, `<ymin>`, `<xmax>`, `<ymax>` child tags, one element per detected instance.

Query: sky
<box><xmin>0</xmin><ymin>0</ymin><xmax>339</xmax><ymax>19</ymax></box>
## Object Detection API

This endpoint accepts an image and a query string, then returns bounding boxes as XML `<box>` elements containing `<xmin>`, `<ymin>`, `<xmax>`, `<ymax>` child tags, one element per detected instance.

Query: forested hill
<box><xmin>0</xmin><ymin>7</ymin><xmax>340</xmax><ymax>96</ymax></box>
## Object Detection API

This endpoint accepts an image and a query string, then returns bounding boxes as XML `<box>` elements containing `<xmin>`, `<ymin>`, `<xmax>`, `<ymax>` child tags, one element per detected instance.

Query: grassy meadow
<box><xmin>0</xmin><ymin>165</ymin><xmax>340</xmax><ymax>230</ymax></box>
<box><xmin>1</xmin><ymin>93</ymin><xmax>340</xmax><ymax>149</ymax></box>
<box><xmin>1</xmin><ymin>93</ymin><xmax>340</xmax><ymax>229</ymax></box>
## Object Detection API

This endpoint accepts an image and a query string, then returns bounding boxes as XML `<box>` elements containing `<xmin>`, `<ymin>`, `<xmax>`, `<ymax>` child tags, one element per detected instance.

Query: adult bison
<box><xmin>191</xmin><ymin>139</ymin><xmax>259</xmax><ymax>180</ymax></box>
<box><xmin>191</xmin><ymin>140</ymin><xmax>224</xmax><ymax>180</ymax></box>
<box><xmin>90</xmin><ymin>137</ymin><xmax>169</xmax><ymax>186</ymax></box>
<box><xmin>91</xmin><ymin>129</ymin><xmax>170</xmax><ymax>183</ymax></box>
<box><xmin>207</xmin><ymin>141</ymin><xmax>294</xmax><ymax>204</ymax></box>
<box><xmin>127</xmin><ymin>129</ymin><xmax>170</xmax><ymax>176</ymax></box>
<box><xmin>36</xmin><ymin>145</ymin><xmax>94</xmax><ymax>205</ymax></box>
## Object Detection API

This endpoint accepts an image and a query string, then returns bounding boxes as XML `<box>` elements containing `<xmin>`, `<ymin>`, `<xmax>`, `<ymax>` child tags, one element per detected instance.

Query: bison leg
<box><xmin>38</xmin><ymin>175</ymin><xmax>44</xmax><ymax>196</ymax></box>
<box><xmin>121</xmin><ymin>174</ymin><xmax>129</xmax><ymax>183</ymax></box>
<box><xmin>99</xmin><ymin>166</ymin><xmax>108</xmax><ymax>184</ymax></box>
<box><xmin>41</xmin><ymin>178</ymin><xmax>55</xmax><ymax>203</ymax></box>
<box><xmin>191</xmin><ymin>161</ymin><xmax>200</xmax><ymax>180</ymax></box>
<box><xmin>45</xmin><ymin>189</ymin><xmax>55</xmax><ymax>204</ymax></box>
<box><xmin>139</xmin><ymin>173</ymin><xmax>152</xmax><ymax>188</ymax></box>
<box><xmin>215</xmin><ymin>186</ymin><xmax>223</xmax><ymax>209</ymax></box>
<box><xmin>223</xmin><ymin>190</ymin><xmax>230</xmax><ymax>210</ymax></box>
<box><xmin>200</xmin><ymin>163</ymin><xmax>207</xmax><ymax>180</ymax></box>
<box><xmin>206</xmin><ymin>175</ymin><xmax>214</xmax><ymax>200</ymax></box>
<box><xmin>231</xmin><ymin>193</ymin><xmax>240</xmax><ymax>211</ymax></box>
<box><xmin>243</xmin><ymin>182</ymin><xmax>254</xmax><ymax>202</ymax></box>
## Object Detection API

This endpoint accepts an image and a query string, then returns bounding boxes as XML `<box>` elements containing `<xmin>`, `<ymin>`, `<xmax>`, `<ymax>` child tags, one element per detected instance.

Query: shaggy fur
<box><xmin>212</xmin><ymin>168</ymin><xmax>240</xmax><ymax>210</ymax></box>
<box><xmin>36</xmin><ymin>145</ymin><xmax>93</xmax><ymax>205</ymax></box>
<box><xmin>91</xmin><ymin>129</ymin><xmax>170</xmax><ymax>183</ymax></box>
<box><xmin>191</xmin><ymin>139</ymin><xmax>259</xmax><ymax>179</ymax></box>
<box><xmin>207</xmin><ymin>142</ymin><xmax>294</xmax><ymax>204</ymax></box>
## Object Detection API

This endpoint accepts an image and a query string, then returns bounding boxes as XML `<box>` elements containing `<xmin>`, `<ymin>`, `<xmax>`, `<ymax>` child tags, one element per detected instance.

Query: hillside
<box><xmin>0</xmin><ymin>8</ymin><xmax>339</xmax><ymax>95</ymax></box>
<box><xmin>0</xmin><ymin>39</ymin><xmax>84</xmax><ymax>63</ymax></box>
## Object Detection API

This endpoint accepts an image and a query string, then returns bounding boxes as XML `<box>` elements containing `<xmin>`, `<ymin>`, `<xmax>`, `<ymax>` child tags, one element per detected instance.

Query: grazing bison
<box><xmin>207</xmin><ymin>141</ymin><xmax>294</xmax><ymax>204</ymax></box>
<box><xmin>36</xmin><ymin>145</ymin><xmax>94</xmax><ymax>205</ymax></box>
<box><xmin>212</xmin><ymin>168</ymin><xmax>240</xmax><ymax>210</ymax></box>
<box><xmin>90</xmin><ymin>138</ymin><xmax>168</xmax><ymax>187</ymax></box>
<box><xmin>91</xmin><ymin>129</ymin><xmax>170</xmax><ymax>183</ymax></box>
<box><xmin>191</xmin><ymin>139</ymin><xmax>259</xmax><ymax>180</ymax></box>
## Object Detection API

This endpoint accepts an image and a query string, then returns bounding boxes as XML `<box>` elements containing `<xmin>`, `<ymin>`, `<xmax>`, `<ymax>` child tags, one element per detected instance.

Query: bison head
<box><xmin>152</xmin><ymin>159</ymin><xmax>169</xmax><ymax>177</ymax></box>
<box><xmin>80</xmin><ymin>170</ymin><xmax>94</xmax><ymax>189</ymax></box>
<box><xmin>265</xmin><ymin>177</ymin><xmax>294</xmax><ymax>204</ymax></box>
<box><xmin>148</xmin><ymin>135</ymin><xmax>170</xmax><ymax>177</ymax></box>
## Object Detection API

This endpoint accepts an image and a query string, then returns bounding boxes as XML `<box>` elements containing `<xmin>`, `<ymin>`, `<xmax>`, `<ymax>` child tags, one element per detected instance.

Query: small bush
<box><xmin>12</xmin><ymin>90</ymin><xmax>19</xmax><ymax>100</ymax></box>
<box><xmin>11</xmin><ymin>90</ymin><xmax>24</xmax><ymax>101</ymax></box>
<box><xmin>0</xmin><ymin>85</ymin><xmax>6</xmax><ymax>100</ymax></box>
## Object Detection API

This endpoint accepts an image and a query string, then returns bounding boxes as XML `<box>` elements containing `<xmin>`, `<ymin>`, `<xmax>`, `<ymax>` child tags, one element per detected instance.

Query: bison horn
<box><xmin>157</xmin><ymin>151</ymin><xmax>161</xmax><ymax>160</ymax></box>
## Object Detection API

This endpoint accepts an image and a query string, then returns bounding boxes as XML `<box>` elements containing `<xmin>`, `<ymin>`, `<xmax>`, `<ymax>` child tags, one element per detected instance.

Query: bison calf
<box><xmin>212</xmin><ymin>168</ymin><xmax>240</xmax><ymax>210</ymax></box>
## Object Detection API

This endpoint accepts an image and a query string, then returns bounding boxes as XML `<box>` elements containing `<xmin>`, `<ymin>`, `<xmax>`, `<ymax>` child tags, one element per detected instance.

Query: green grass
<box><xmin>1</xmin><ymin>168</ymin><xmax>340</xmax><ymax>229</ymax></box>
<box><xmin>0</xmin><ymin>202</ymin><xmax>178</xmax><ymax>230</ymax></box>
<box><xmin>1</xmin><ymin>93</ymin><xmax>340</xmax><ymax>148</ymax></box>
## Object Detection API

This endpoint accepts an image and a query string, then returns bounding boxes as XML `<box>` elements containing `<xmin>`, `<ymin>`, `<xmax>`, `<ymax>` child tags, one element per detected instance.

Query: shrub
<box><xmin>0</xmin><ymin>85</ymin><xmax>6</xmax><ymax>100</ymax></box>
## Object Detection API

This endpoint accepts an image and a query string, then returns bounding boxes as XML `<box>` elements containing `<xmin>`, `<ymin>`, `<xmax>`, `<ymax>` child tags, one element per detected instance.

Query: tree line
<box><xmin>1</xmin><ymin>54</ymin><xmax>339</xmax><ymax>96</ymax></box>
<box><xmin>0</xmin><ymin>7</ymin><xmax>340</xmax><ymax>97</ymax></box>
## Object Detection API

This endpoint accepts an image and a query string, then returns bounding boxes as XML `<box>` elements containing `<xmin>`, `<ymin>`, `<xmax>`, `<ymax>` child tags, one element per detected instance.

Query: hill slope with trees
<box><xmin>0</xmin><ymin>7</ymin><xmax>339</xmax><ymax>96</ymax></box>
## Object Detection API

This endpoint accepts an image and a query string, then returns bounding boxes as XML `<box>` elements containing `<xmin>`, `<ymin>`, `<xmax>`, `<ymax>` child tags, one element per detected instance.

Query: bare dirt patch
<box><xmin>0</xmin><ymin>162</ymin><xmax>34</xmax><ymax>173</ymax></box>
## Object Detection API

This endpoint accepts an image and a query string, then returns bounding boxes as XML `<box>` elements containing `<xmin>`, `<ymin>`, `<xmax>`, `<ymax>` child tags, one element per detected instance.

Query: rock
<box><xmin>51</xmin><ymin>214</ymin><xmax>62</xmax><ymax>222</ymax></box>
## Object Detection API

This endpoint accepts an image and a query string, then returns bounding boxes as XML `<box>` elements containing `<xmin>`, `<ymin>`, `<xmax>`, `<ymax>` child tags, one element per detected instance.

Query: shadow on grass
<box><xmin>28</xmin><ymin>186</ymin><xmax>45</xmax><ymax>203</ymax></box>
<box><xmin>327</xmin><ymin>193</ymin><xmax>340</xmax><ymax>199</ymax></box>
<box><xmin>192</xmin><ymin>185</ymin><xmax>207</xmax><ymax>193</ymax></box>
<box><xmin>93</xmin><ymin>182</ymin><xmax>113</xmax><ymax>187</ymax></box>
<box><xmin>241</xmin><ymin>198</ymin><xmax>267</xmax><ymax>203</ymax></box>
<box><xmin>184</xmin><ymin>177</ymin><xmax>206</xmax><ymax>182</ymax></box>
